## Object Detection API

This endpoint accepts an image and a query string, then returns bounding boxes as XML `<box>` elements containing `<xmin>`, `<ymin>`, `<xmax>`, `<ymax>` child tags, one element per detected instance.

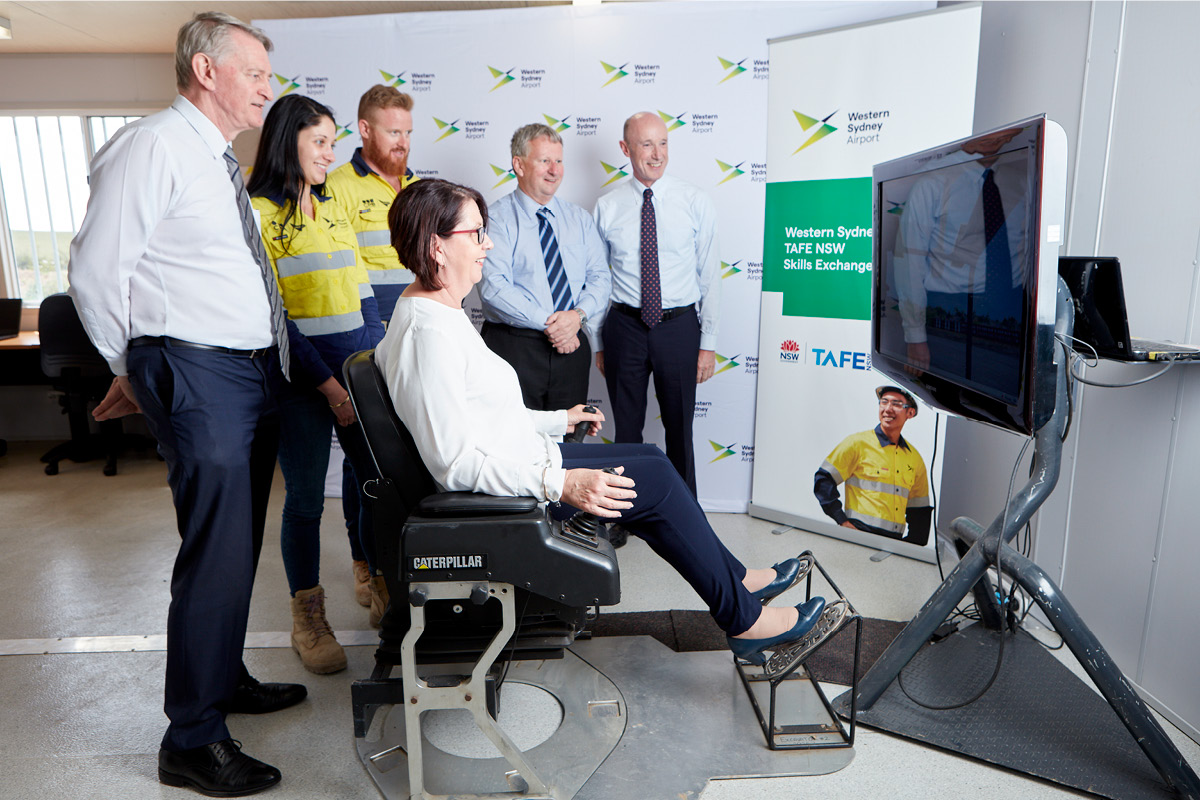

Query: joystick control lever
<box><xmin>565</xmin><ymin>405</ymin><xmax>598</xmax><ymax>444</ymax></box>
<box><xmin>562</xmin><ymin>466</ymin><xmax>617</xmax><ymax>541</ymax></box>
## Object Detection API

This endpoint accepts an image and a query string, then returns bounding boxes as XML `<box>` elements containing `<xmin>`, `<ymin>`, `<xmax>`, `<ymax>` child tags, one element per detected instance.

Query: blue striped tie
<box><xmin>537</xmin><ymin>207</ymin><xmax>573</xmax><ymax>313</ymax></box>
<box><xmin>225</xmin><ymin>147</ymin><xmax>290</xmax><ymax>380</ymax></box>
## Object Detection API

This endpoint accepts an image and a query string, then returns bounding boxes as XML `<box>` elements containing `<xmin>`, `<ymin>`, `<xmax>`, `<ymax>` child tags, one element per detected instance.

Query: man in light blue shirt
<box><xmin>593</xmin><ymin>111</ymin><xmax>722</xmax><ymax>495</ymax></box>
<box><xmin>481</xmin><ymin>122</ymin><xmax>611</xmax><ymax>410</ymax></box>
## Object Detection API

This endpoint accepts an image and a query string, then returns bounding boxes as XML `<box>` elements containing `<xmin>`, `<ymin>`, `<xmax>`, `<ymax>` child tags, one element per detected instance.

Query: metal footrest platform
<box><xmin>735</xmin><ymin>552</ymin><xmax>863</xmax><ymax>750</ymax></box>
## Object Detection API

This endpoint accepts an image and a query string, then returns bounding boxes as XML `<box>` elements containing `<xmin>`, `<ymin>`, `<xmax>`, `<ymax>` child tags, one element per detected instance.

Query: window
<box><xmin>0</xmin><ymin>114</ymin><xmax>141</xmax><ymax>307</ymax></box>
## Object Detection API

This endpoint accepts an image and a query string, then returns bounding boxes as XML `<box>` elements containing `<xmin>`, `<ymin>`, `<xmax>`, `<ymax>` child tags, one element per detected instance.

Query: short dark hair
<box><xmin>388</xmin><ymin>179</ymin><xmax>488</xmax><ymax>292</ymax></box>
<box><xmin>246</xmin><ymin>94</ymin><xmax>337</xmax><ymax>248</ymax></box>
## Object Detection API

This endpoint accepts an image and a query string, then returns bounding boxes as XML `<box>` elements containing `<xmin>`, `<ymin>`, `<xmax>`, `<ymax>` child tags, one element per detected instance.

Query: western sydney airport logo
<box><xmin>600</xmin><ymin>61</ymin><xmax>629</xmax><ymax>87</ymax></box>
<box><xmin>488</xmin><ymin>66</ymin><xmax>515</xmax><ymax>91</ymax></box>
<box><xmin>715</xmin><ymin>158</ymin><xmax>745</xmax><ymax>186</ymax></box>
<box><xmin>434</xmin><ymin>118</ymin><xmax>461</xmax><ymax>141</ymax></box>
<box><xmin>379</xmin><ymin>69</ymin><xmax>406</xmax><ymax>88</ymax></box>
<box><xmin>793</xmin><ymin>110</ymin><xmax>838</xmax><ymax>154</ymax></box>
<box><xmin>600</xmin><ymin>60</ymin><xmax>659</xmax><ymax>87</ymax></box>
<box><xmin>709</xmin><ymin>440</ymin><xmax>737</xmax><ymax>463</ymax></box>
<box><xmin>488</xmin><ymin>65</ymin><xmax>547</xmax><ymax>91</ymax></box>
<box><xmin>274</xmin><ymin>73</ymin><xmax>300</xmax><ymax>97</ymax></box>
<box><xmin>490</xmin><ymin>163</ymin><xmax>517</xmax><ymax>189</ymax></box>
<box><xmin>543</xmin><ymin>114</ymin><xmax>571</xmax><ymax>132</ymax></box>
<box><xmin>658</xmin><ymin>110</ymin><xmax>686</xmax><ymax>131</ymax></box>
<box><xmin>717</xmin><ymin>57</ymin><xmax>747</xmax><ymax>84</ymax></box>
<box><xmin>713</xmin><ymin>353</ymin><xmax>740</xmax><ymax>376</ymax></box>
<box><xmin>720</xmin><ymin>259</ymin><xmax>763</xmax><ymax>281</ymax></box>
<box><xmin>600</xmin><ymin>161</ymin><xmax>629</xmax><ymax>187</ymax></box>
<box><xmin>435</xmin><ymin>116</ymin><xmax>487</xmax><ymax>142</ymax></box>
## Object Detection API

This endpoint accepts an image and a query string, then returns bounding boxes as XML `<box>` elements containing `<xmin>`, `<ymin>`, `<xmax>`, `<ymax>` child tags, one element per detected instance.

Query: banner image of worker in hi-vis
<box><xmin>813</xmin><ymin>385</ymin><xmax>931</xmax><ymax>547</ymax></box>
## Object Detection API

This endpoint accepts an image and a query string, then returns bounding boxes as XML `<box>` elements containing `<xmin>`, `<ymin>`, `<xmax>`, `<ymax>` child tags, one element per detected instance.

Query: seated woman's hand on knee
<box><xmin>565</xmin><ymin>404</ymin><xmax>605</xmax><ymax>437</ymax></box>
<box><xmin>562</xmin><ymin>467</ymin><xmax>635</xmax><ymax>517</ymax></box>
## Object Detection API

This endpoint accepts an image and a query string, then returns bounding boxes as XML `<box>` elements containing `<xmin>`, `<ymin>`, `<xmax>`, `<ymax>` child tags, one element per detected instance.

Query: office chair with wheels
<box><xmin>38</xmin><ymin>293</ymin><xmax>150</xmax><ymax>476</ymax></box>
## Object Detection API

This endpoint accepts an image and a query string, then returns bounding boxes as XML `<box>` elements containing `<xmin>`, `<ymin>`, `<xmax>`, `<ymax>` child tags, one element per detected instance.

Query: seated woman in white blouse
<box><xmin>375</xmin><ymin>178</ymin><xmax>824</xmax><ymax>664</ymax></box>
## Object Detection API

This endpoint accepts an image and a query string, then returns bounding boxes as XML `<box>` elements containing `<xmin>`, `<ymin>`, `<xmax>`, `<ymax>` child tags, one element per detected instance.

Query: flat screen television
<box><xmin>871</xmin><ymin>115</ymin><xmax>1068</xmax><ymax>436</ymax></box>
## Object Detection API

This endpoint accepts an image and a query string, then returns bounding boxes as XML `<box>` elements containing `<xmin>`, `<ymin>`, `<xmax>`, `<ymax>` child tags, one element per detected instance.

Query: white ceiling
<box><xmin>0</xmin><ymin>1</ymin><xmax>565</xmax><ymax>54</ymax></box>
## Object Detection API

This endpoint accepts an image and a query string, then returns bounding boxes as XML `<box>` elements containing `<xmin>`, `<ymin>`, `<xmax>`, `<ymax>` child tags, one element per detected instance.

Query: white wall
<box><xmin>939</xmin><ymin>0</ymin><xmax>1200</xmax><ymax>742</ymax></box>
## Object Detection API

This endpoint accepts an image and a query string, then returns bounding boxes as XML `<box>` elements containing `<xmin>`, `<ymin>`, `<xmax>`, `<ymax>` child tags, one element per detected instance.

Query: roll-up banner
<box><xmin>750</xmin><ymin>5</ymin><xmax>981</xmax><ymax>560</ymax></box>
<box><xmin>256</xmin><ymin>1</ymin><xmax>932</xmax><ymax>511</ymax></box>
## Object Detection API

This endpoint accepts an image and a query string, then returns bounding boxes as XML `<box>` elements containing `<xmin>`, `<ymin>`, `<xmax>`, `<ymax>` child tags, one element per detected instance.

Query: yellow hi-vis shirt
<box><xmin>819</xmin><ymin>427</ymin><xmax>930</xmax><ymax>537</ymax></box>
<box><xmin>324</xmin><ymin>148</ymin><xmax>420</xmax><ymax>289</ymax></box>
<box><xmin>251</xmin><ymin>193</ymin><xmax>371</xmax><ymax>337</ymax></box>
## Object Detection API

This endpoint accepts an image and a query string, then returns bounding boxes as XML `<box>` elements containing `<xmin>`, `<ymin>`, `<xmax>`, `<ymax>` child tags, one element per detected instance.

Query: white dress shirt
<box><xmin>593</xmin><ymin>173</ymin><xmax>721</xmax><ymax>350</ymax></box>
<box><xmin>68</xmin><ymin>95</ymin><xmax>273</xmax><ymax>375</ymax></box>
<box><xmin>377</xmin><ymin>296</ymin><xmax>570</xmax><ymax>501</ymax></box>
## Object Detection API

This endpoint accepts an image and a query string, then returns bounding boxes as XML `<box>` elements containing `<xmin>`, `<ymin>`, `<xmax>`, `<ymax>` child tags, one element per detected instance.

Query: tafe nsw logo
<box><xmin>411</xmin><ymin>554</ymin><xmax>487</xmax><ymax>571</ymax></box>
<box><xmin>434</xmin><ymin>118</ymin><xmax>461</xmax><ymax>141</ymax></box>
<box><xmin>780</xmin><ymin>340</ymin><xmax>801</xmax><ymax>362</ymax></box>
<box><xmin>793</xmin><ymin>110</ymin><xmax>838</xmax><ymax>154</ymax></box>
<box><xmin>717</xmin><ymin>57</ymin><xmax>747</xmax><ymax>84</ymax></box>
<box><xmin>600</xmin><ymin>61</ymin><xmax>629</xmax><ymax>86</ymax></box>
<box><xmin>379</xmin><ymin>69</ymin><xmax>407</xmax><ymax>87</ymax></box>
<box><xmin>812</xmin><ymin>347</ymin><xmax>871</xmax><ymax>370</ymax></box>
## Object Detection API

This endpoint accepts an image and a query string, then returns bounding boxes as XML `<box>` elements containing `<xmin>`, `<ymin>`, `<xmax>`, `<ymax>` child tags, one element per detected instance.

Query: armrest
<box><xmin>415</xmin><ymin>491</ymin><xmax>539</xmax><ymax>518</ymax></box>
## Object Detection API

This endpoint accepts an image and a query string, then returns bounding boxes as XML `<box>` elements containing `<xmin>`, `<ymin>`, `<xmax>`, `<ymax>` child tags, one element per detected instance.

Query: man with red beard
<box><xmin>326</xmin><ymin>84</ymin><xmax>419</xmax><ymax>322</ymax></box>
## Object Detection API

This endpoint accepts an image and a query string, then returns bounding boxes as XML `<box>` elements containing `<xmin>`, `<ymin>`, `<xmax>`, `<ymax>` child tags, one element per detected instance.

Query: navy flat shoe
<box><xmin>750</xmin><ymin>557</ymin><xmax>802</xmax><ymax>603</ymax></box>
<box><xmin>727</xmin><ymin>596</ymin><xmax>826</xmax><ymax>665</ymax></box>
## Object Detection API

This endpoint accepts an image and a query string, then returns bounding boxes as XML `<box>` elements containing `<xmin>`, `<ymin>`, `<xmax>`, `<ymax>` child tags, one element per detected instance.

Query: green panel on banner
<box><xmin>763</xmin><ymin>177</ymin><xmax>873</xmax><ymax>320</ymax></box>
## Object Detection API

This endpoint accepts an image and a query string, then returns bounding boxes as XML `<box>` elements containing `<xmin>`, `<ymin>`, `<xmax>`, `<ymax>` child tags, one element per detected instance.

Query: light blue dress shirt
<box><xmin>480</xmin><ymin>189</ymin><xmax>611</xmax><ymax>346</ymax></box>
<box><xmin>593</xmin><ymin>174</ymin><xmax>721</xmax><ymax>351</ymax></box>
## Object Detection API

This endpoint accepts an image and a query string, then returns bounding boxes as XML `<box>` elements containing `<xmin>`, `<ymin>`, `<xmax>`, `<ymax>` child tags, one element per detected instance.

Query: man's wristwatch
<box><xmin>575</xmin><ymin>307</ymin><xmax>588</xmax><ymax>326</ymax></box>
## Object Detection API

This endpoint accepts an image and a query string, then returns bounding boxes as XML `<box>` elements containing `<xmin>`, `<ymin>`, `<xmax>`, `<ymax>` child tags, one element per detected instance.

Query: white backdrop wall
<box><xmin>256</xmin><ymin>0</ymin><xmax>929</xmax><ymax>512</ymax></box>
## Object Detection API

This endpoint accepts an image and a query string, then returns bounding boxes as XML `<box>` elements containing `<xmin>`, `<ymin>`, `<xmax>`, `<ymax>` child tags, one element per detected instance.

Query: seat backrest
<box><xmin>39</xmin><ymin>293</ymin><xmax>112</xmax><ymax>379</ymax></box>
<box><xmin>344</xmin><ymin>349</ymin><xmax>438</xmax><ymax>522</ymax></box>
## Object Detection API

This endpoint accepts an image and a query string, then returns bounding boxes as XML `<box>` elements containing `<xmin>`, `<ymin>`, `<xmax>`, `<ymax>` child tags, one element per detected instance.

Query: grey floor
<box><xmin>2</xmin><ymin>440</ymin><xmax>1196</xmax><ymax>799</ymax></box>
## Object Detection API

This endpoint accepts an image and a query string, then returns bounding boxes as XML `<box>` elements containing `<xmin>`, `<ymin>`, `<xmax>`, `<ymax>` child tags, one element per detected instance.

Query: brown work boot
<box><xmin>368</xmin><ymin>576</ymin><xmax>390</xmax><ymax>629</ymax></box>
<box><xmin>290</xmin><ymin>585</ymin><xmax>347</xmax><ymax>674</ymax></box>
<box><xmin>352</xmin><ymin>560</ymin><xmax>371</xmax><ymax>607</ymax></box>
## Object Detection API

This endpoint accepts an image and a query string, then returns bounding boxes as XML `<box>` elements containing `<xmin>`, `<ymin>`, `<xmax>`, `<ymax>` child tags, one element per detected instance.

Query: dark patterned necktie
<box><xmin>639</xmin><ymin>187</ymin><xmax>662</xmax><ymax>327</ymax></box>
<box><xmin>536</xmin><ymin>207</ymin><xmax>573</xmax><ymax>313</ymax></box>
<box><xmin>982</xmin><ymin>168</ymin><xmax>1011</xmax><ymax>297</ymax></box>
<box><xmin>224</xmin><ymin>147</ymin><xmax>289</xmax><ymax>379</ymax></box>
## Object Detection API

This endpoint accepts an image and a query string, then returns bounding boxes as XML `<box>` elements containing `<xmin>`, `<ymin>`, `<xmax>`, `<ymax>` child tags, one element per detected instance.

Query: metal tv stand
<box><xmin>846</xmin><ymin>279</ymin><xmax>1200</xmax><ymax>799</ymax></box>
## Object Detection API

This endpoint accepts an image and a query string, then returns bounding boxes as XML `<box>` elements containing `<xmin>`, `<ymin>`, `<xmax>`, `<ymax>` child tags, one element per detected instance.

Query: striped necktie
<box><xmin>537</xmin><ymin>206</ymin><xmax>573</xmax><ymax>313</ymax></box>
<box><xmin>639</xmin><ymin>187</ymin><xmax>662</xmax><ymax>327</ymax></box>
<box><xmin>224</xmin><ymin>147</ymin><xmax>290</xmax><ymax>379</ymax></box>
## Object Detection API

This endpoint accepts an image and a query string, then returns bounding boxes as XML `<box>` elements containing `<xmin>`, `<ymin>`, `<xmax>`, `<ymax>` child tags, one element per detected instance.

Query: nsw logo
<box><xmin>780</xmin><ymin>339</ymin><xmax>801</xmax><ymax>362</ymax></box>
<box><xmin>793</xmin><ymin>110</ymin><xmax>838</xmax><ymax>154</ymax></box>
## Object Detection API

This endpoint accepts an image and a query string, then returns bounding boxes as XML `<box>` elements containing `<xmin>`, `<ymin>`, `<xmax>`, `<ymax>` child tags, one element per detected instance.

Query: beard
<box><xmin>363</xmin><ymin>139</ymin><xmax>408</xmax><ymax>178</ymax></box>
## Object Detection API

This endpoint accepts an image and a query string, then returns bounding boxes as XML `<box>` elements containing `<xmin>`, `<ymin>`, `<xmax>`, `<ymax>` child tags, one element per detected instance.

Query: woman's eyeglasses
<box><xmin>446</xmin><ymin>227</ymin><xmax>487</xmax><ymax>244</ymax></box>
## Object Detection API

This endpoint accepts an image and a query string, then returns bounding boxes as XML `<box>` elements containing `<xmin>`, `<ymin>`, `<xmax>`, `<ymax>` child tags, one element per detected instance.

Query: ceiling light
<box><xmin>0</xmin><ymin>18</ymin><xmax>11</xmax><ymax>40</ymax></box>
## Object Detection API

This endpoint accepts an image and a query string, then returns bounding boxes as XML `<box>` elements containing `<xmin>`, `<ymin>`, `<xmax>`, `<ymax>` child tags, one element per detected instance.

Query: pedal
<box><xmin>761</xmin><ymin>600</ymin><xmax>850</xmax><ymax>679</ymax></box>
<box><xmin>761</xmin><ymin>553</ymin><xmax>816</xmax><ymax>607</ymax></box>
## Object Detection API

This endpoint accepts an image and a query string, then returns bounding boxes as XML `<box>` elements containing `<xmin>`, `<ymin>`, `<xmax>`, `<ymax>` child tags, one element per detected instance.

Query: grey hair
<box><xmin>175</xmin><ymin>12</ymin><xmax>273</xmax><ymax>91</ymax></box>
<box><xmin>510</xmin><ymin>123</ymin><xmax>562</xmax><ymax>159</ymax></box>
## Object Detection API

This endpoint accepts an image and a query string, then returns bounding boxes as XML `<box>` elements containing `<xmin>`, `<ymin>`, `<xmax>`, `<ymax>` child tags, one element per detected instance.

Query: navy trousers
<box><xmin>127</xmin><ymin>343</ymin><xmax>282</xmax><ymax>751</ymax></box>
<box><xmin>601</xmin><ymin>306</ymin><xmax>699</xmax><ymax>495</ymax></box>
<box><xmin>558</xmin><ymin>442</ymin><xmax>758</xmax><ymax>636</ymax></box>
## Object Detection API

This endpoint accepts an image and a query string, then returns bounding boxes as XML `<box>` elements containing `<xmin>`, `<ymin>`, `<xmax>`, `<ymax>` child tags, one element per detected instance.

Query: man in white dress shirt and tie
<box><xmin>594</xmin><ymin>111</ymin><xmax>721</xmax><ymax>496</ymax></box>
<box><xmin>68</xmin><ymin>12</ymin><xmax>304</xmax><ymax>796</ymax></box>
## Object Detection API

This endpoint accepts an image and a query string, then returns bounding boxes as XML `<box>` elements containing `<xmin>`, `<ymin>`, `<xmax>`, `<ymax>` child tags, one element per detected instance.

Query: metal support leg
<box><xmin>850</xmin><ymin>281</ymin><xmax>1200</xmax><ymax>799</ymax></box>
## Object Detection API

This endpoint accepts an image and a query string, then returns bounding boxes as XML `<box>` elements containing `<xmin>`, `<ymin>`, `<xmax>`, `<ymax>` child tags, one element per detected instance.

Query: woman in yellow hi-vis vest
<box><xmin>247</xmin><ymin>94</ymin><xmax>385</xmax><ymax>674</ymax></box>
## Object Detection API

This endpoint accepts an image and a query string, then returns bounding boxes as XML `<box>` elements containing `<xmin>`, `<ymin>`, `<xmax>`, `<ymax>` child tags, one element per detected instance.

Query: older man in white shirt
<box><xmin>68</xmin><ymin>12</ymin><xmax>303</xmax><ymax>797</ymax></box>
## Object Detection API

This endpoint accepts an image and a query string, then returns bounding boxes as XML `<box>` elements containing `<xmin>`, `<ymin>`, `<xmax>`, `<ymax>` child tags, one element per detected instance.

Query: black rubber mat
<box><xmin>832</xmin><ymin>624</ymin><xmax>1177</xmax><ymax>799</ymax></box>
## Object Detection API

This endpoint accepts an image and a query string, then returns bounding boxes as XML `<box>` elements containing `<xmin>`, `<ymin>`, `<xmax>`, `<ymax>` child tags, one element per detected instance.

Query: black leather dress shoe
<box><xmin>225</xmin><ymin>673</ymin><xmax>307</xmax><ymax>715</ymax></box>
<box><xmin>158</xmin><ymin>738</ymin><xmax>281</xmax><ymax>797</ymax></box>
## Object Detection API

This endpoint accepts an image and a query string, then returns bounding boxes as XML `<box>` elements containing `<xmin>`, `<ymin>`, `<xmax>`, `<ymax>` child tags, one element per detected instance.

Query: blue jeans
<box><xmin>277</xmin><ymin>382</ymin><xmax>376</xmax><ymax>595</ymax></box>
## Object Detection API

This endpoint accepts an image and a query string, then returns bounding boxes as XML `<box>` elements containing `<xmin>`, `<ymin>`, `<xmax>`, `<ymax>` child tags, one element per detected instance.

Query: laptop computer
<box><xmin>0</xmin><ymin>298</ymin><xmax>21</xmax><ymax>341</ymax></box>
<box><xmin>1058</xmin><ymin>257</ymin><xmax>1200</xmax><ymax>362</ymax></box>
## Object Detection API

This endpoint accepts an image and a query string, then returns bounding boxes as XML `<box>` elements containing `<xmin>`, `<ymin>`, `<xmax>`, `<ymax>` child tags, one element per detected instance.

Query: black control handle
<box><xmin>565</xmin><ymin>405</ymin><xmax>598</xmax><ymax>444</ymax></box>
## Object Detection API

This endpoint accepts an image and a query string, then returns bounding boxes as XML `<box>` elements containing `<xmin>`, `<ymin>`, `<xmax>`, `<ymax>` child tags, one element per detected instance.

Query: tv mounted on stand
<box><xmin>871</xmin><ymin>115</ymin><xmax>1066</xmax><ymax>436</ymax></box>
<box><xmin>843</xmin><ymin>116</ymin><xmax>1200</xmax><ymax>798</ymax></box>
